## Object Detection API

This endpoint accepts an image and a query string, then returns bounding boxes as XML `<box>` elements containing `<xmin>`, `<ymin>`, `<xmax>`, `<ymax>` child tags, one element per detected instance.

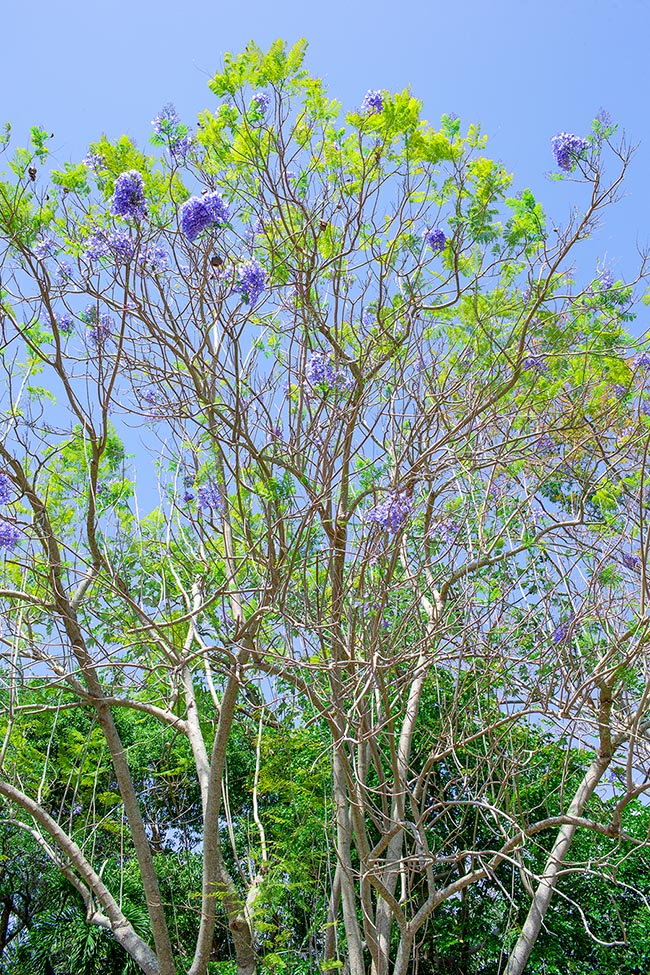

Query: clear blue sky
<box><xmin>2</xmin><ymin>0</ymin><xmax>649</xmax><ymax>297</ymax></box>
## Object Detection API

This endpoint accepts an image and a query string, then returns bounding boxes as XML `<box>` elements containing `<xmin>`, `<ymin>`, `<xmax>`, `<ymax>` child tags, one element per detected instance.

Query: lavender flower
<box><xmin>423</xmin><ymin>228</ymin><xmax>447</xmax><ymax>252</ymax></box>
<box><xmin>622</xmin><ymin>552</ymin><xmax>641</xmax><ymax>570</ymax></box>
<box><xmin>552</xmin><ymin>621</ymin><xmax>571</xmax><ymax>644</ymax></box>
<box><xmin>522</xmin><ymin>356</ymin><xmax>548</xmax><ymax>374</ymax></box>
<box><xmin>179</xmin><ymin>192</ymin><xmax>231</xmax><ymax>242</ymax></box>
<box><xmin>138</xmin><ymin>243</ymin><xmax>170</xmax><ymax>272</ymax></box>
<box><xmin>367</xmin><ymin>491</ymin><xmax>413</xmax><ymax>533</ymax></box>
<box><xmin>0</xmin><ymin>519</ymin><xmax>20</xmax><ymax>551</ymax></box>
<box><xmin>634</xmin><ymin>352</ymin><xmax>650</xmax><ymax>370</ymax></box>
<box><xmin>151</xmin><ymin>104</ymin><xmax>192</xmax><ymax>160</ymax></box>
<box><xmin>536</xmin><ymin>434</ymin><xmax>555</xmax><ymax>452</ymax></box>
<box><xmin>234</xmin><ymin>259</ymin><xmax>266</xmax><ymax>304</ymax></box>
<box><xmin>153</xmin><ymin>103</ymin><xmax>179</xmax><ymax>132</ymax></box>
<box><xmin>428</xmin><ymin>518</ymin><xmax>459</xmax><ymax>543</ymax></box>
<box><xmin>599</xmin><ymin>269</ymin><xmax>615</xmax><ymax>291</ymax></box>
<box><xmin>85</xmin><ymin>228</ymin><xmax>135</xmax><ymax>264</ymax></box>
<box><xmin>33</xmin><ymin>236</ymin><xmax>57</xmax><ymax>260</ymax></box>
<box><xmin>362</xmin><ymin>310</ymin><xmax>376</xmax><ymax>328</ymax></box>
<box><xmin>111</xmin><ymin>170</ymin><xmax>147</xmax><ymax>220</ymax></box>
<box><xmin>54</xmin><ymin>312</ymin><xmax>74</xmax><ymax>335</ymax></box>
<box><xmin>361</xmin><ymin>90</ymin><xmax>383</xmax><ymax>114</ymax></box>
<box><xmin>83</xmin><ymin>151</ymin><xmax>105</xmax><ymax>173</ymax></box>
<box><xmin>250</xmin><ymin>91</ymin><xmax>271</xmax><ymax>120</ymax></box>
<box><xmin>306</xmin><ymin>352</ymin><xmax>337</xmax><ymax>386</ymax></box>
<box><xmin>0</xmin><ymin>474</ymin><xmax>12</xmax><ymax>505</ymax></box>
<box><xmin>54</xmin><ymin>263</ymin><xmax>73</xmax><ymax>286</ymax></box>
<box><xmin>197</xmin><ymin>480</ymin><xmax>223</xmax><ymax>514</ymax></box>
<box><xmin>81</xmin><ymin>305</ymin><xmax>112</xmax><ymax>347</ymax></box>
<box><xmin>142</xmin><ymin>389</ymin><xmax>162</xmax><ymax>414</ymax></box>
<box><xmin>551</xmin><ymin>132</ymin><xmax>589</xmax><ymax>172</ymax></box>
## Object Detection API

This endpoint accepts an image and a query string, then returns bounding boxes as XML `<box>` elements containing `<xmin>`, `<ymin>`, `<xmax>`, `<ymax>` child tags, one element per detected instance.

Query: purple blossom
<box><xmin>622</xmin><ymin>552</ymin><xmax>641</xmax><ymax>570</ymax></box>
<box><xmin>0</xmin><ymin>519</ymin><xmax>20</xmax><ymax>551</ymax></box>
<box><xmin>522</xmin><ymin>355</ymin><xmax>548</xmax><ymax>374</ymax></box>
<box><xmin>0</xmin><ymin>474</ymin><xmax>12</xmax><ymax>505</ymax></box>
<box><xmin>142</xmin><ymin>389</ymin><xmax>162</xmax><ymax>415</ymax></box>
<box><xmin>423</xmin><ymin>228</ymin><xmax>447</xmax><ymax>252</ymax></box>
<box><xmin>151</xmin><ymin>104</ymin><xmax>192</xmax><ymax>159</ymax></box>
<box><xmin>152</xmin><ymin>103</ymin><xmax>180</xmax><ymax>135</ymax></box>
<box><xmin>83</xmin><ymin>151</ymin><xmax>105</xmax><ymax>173</ymax></box>
<box><xmin>54</xmin><ymin>263</ymin><xmax>73</xmax><ymax>287</ymax></box>
<box><xmin>33</xmin><ymin>236</ymin><xmax>57</xmax><ymax>260</ymax></box>
<box><xmin>634</xmin><ymin>352</ymin><xmax>650</xmax><ymax>370</ymax></box>
<box><xmin>81</xmin><ymin>305</ymin><xmax>112</xmax><ymax>347</ymax></box>
<box><xmin>179</xmin><ymin>192</ymin><xmax>231</xmax><ymax>242</ymax></box>
<box><xmin>111</xmin><ymin>170</ymin><xmax>147</xmax><ymax>220</ymax></box>
<box><xmin>138</xmin><ymin>243</ymin><xmax>170</xmax><ymax>272</ymax></box>
<box><xmin>54</xmin><ymin>312</ymin><xmax>74</xmax><ymax>335</ymax></box>
<box><xmin>428</xmin><ymin>518</ymin><xmax>459</xmax><ymax>543</ymax></box>
<box><xmin>367</xmin><ymin>491</ymin><xmax>413</xmax><ymax>533</ymax></box>
<box><xmin>599</xmin><ymin>269</ymin><xmax>615</xmax><ymax>291</ymax></box>
<box><xmin>197</xmin><ymin>481</ymin><xmax>223</xmax><ymax>515</ymax></box>
<box><xmin>361</xmin><ymin>90</ymin><xmax>383</xmax><ymax>114</ymax></box>
<box><xmin>85</xmin><ymin>228</ymin><xmax>135</xmax><ymax>264</ymax></box>
<box><xmin>250</xmin><ymin>91</ymin><xmax>271</xmax><ymax>120</ymax></box>
<box><xmin>536</xmin><ymin>434</ymin><xmax>555</xmax><ymax>452</ymax></box>
<box><xmin>305</xmin><ymin>352</ymin><xmax>352</xmax><ymax>391</ymax></box>
<box><xmin>552</xmin><ymin>621</ymin><xmax>571</xmax><ymax>645</ymax></box>
<box><xmin>234</xmin><ymin>259</ymin><xmax>266</xmax><ymax>304</ymax></box>
<box><xmin>551</xmin><ymin>132</ymin><xmax>589</xmax><ymax>172</ymax></box>
<box><xmin>306</xmin><ymin>352</ymin><xmax>337</xmax><ymax>386</ymax></box>
<box><xmin>612</xmin><ymin>384</ymin><xmax>628</xmax><ymax>399</ymax></box>
<box><xmin>361</xmin><ymin>310</ymin><xmax>376</xmax><ymax>328</ymax></box>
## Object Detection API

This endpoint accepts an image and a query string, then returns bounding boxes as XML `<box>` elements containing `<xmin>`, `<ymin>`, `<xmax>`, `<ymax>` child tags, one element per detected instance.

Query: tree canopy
<box><xmin>1</xmin><ymin>38</ymin><xmax>650</xmax><ymax>975</ymax></box>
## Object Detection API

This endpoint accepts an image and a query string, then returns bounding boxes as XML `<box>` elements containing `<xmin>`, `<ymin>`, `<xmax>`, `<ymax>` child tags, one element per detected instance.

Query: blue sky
<box><xmin>2</xmin><ymin>0</ymin><xmax>649</xmax><ymax>296</ymax></box>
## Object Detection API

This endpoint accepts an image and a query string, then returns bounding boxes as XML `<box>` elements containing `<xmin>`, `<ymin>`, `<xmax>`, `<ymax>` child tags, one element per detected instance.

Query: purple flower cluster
<box><xmin>552</xmin><ymin>620</ymin><xmax>571</xmax><ymax>645</ymax></box>
<box><xmin>536</xmin><ymin>434</ymin><xmax>555</xmax><ymax>452</ymax></box>
<box><xmin>81</xmin><ymin>305</ymin><xmax>112</xmax><ymax>347</ymax></box>
<box><xmin>33</xmin><ymin>236</ymin><xmax>57</xmax><ymax>260</ymax></box>
<box><xmin>306</xmin><ymin>352</ymin><xmax>336</xmax><ymax>386</ymax></box>
<box><xmin>83</xmin><ymin>151</ymin><xmax>105</xmax><ymax>173</ymax></box>
<box><xmin>0</xmin><ymin>520</ymin><xmax>20</xmax><ymax>551</ymax></box>
<box><xmin>85</xmin><ymin>228</ymin><xmax>135</xmax><ymax>264</ymax></box>
<box><xmin>142</xmin><ymin>389</ymin><xmax>163</xmax><ymax>415</ymax></box>
<box><xmin>361</xmin><ymin>90</ymin><xmax>383</xmax><ymax>114</ymax></box>
<box><xmin>634</xmin><ymin>352</ymin><xmax>650</xmax><ymax>370</ymax></box>
<box><xmin>54</xmin><ymin>312</ymin><xmax>74</xmax><ymax>335</ymax></box>
<box><xmin>429</xmin><ymin>518</ymin><xmax>459</xmax><ymax>543</ymax></box>
<box><xmin>139</xmin><ymin>243</ymin><xmax>170</xmax><ymax>273</ymax></box>
<box><xmin>551</xmin><ymin>132</ymin><xmax>589</xmax><ymax>172</ymax></box>
<box><xmin>367</xmin><ymin>491</ymin><xmax>413</xmax><ymax>533</ymax></box>
<box><xmin>54</xmin><ymin>263</ymin><xmax>73</xmax><ymax>286</ymax></box>
<box><xmin>599</xmin><ymin>269</ymin><xmax>614</xmax><ymax>291</ymax></box>
<box><xmin>250</xmin><ymin>91</ymin><xmax>271</xmax><ymax>119</ymax></box>
<box><xmin>0</xmin><ymin>475</ymin><xmax>19</xmax><ymax>551</ymax></box>
<box><xmin>522</xmin><ymin>356</ymin><xmax>548</xmax><ymax>374</ymax></box>
<box><xmin>305</xmin><ymin>352</ymin><xmax>352</xmax><ymax>391</ymax></box>
<box><xmin>622</xmin><ymin>552</ymin><xmax>641</xmax><ymax>570</ymax></box>
<box><xmin>180</xmin><ymin>192</ymin><xmax>231</xmax><ymax>242</ymax></box>
<box><xmin>111</xmin><ymin>171</ymin><xmax>147</xmax><ymax>220</ymax></box>
<box><xmin>197</xmin><ymin>480</ymin><xmax>223</xmax><ymax>515</ymax></box>
<box><xmin>151</xmin><ymin>104</ymin><xmax>192</xmax><ymax>161</ymax></box>
<box><xmin>234</xmin><ymin>259</ymin><xmax>266</xmax><ymax>304</ymax></box>
<box><xmin>0</xmin><ymin>474</ymin><xmax>12</xmax><ymax>505</ymax></box>
<box><xmin>423</xmin><ymin>228</ymin><xmax>447</xmax><ymax>252</ymax></box>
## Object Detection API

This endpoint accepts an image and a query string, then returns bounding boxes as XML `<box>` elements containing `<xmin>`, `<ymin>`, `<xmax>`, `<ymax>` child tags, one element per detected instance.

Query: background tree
<box><xmin>1</xmin><ymin>38</ymin><xmax>650</xmax><ymax>975</ymax></box>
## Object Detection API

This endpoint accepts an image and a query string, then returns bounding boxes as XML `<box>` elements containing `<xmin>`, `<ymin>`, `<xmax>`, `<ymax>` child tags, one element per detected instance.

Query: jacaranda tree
<box><xmin>2</xmin><ymin>38</ymin><xmax>650</xmax><ymax>975</ymax></box>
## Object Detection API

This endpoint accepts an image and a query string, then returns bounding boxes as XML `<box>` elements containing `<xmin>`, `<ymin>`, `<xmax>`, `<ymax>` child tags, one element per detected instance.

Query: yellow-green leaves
<box><xmin>208</xmin><ymin>39</ymin><xmax>308</xmax><ymax>98</ymax></box>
